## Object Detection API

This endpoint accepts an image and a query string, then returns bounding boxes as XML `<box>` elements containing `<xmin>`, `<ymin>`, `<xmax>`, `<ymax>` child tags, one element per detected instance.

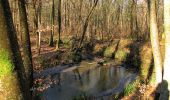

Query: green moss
<box><xmin>149</xmin><ymin>70</ymin><xmax>156</xmax><ymax>85</ymax></box>
<box><xmin>0</xmin><ymin>49</ymin><xmax>14</xmax><ymax>78</ymax></box>
<box><xmin>62</xmin><ymin>38</ymin><xmax>72</xmax><ymax>48</ymax></box>
<box><xmin>104</xmin><ymin>46</ymin><xmax>114</xmax><ymax>58</ymax></box>
<box><xmin>115</xmin><ymin>49</ymin><xmax>129</xmax><ymax>62</ymax></box>
<box><xmin>103</xmin><ymin>41</ymin><xmax>118</xmax><ymax>58</ymax></box>
<box><xmin>123</xmin><ymin>81</ymin><xmax>137</xmax><ymax>96</ymax></box>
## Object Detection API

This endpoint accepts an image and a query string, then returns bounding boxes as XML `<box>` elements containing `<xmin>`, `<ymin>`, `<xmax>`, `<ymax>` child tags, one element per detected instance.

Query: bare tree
<box><xmin>149</xmin><ymin>0</ymin><xmax>162</xmax><ymax>86</ymax></box>
<box><xmin>78</xmin><ymin>0</ymin><xmax>99</xmax><ymax>49</ymax></box>
<box><xmin>49</xmin><ymin>0</ymin><xmax>54</xmax><ymax>47</ymax></box>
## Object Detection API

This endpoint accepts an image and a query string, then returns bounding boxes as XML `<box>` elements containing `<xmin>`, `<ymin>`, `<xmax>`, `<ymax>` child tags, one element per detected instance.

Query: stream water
<box><xmin>41</xmin><ymin>61</ymin><xmax>136</xmax><ymax>100</ymax></box>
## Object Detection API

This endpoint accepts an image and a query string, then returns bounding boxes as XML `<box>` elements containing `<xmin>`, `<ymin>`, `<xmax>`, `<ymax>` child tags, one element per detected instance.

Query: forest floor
<box><xmin>31</xmin><ymin>41</ymin><xmax>56</xmax><ymax>71</ymax></box>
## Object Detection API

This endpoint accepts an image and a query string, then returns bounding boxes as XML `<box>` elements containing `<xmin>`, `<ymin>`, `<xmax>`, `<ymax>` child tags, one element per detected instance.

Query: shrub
<box><xmin>70</xmin><ymin>51</ymin><xmax>82</xmax><ymax>63</ymax></box>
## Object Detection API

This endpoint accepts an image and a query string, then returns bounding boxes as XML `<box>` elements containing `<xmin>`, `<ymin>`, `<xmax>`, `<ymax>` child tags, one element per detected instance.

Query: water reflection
<box><xmin>42</xmin><ymin>62</ymin><xmax>134</xmax><ymax>100</ymax></box>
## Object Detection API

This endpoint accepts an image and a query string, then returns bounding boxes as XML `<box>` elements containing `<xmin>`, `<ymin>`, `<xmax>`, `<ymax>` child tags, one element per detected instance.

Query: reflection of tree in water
<box><xmin>87</xmin><ymin>67</ymin><xmax>100</xmax><ymax>93</ymax></box>
<box><xmin>114</xmin><ymin>67</ymin><xmax>118</xmax><ymax>81</ymax></box>
<box><xmin>74</xmin><ymin>69</ymin><xmax>83</xmax><ymax>86</ymax></box>
<box><xmin>112</xmin><ymin>67</ymin><xmax>127</xmax><ymax>87</ymax></box>
<box><xmin>84</xmin><ymin>70</ymin><xmax>90</xmax><ymax>85</ymax></box>
<box><xmin>109</xmin><ymin>67</ymin><xmax>119</xmax><ymax>87</ymax></box>
<box><xmin>97</xmin><ymin>67</ymin><xmax>109</xmax><ymax>92</ymax></box>
<box><xmin>79</xmin><ymin>67</ymin><xmax>99</xmax><ymax>93</ymax></box>
<box><xmin>115</xmin><ymin>68</ymin><xmax>121</xmax><ymax>79</ymax></box>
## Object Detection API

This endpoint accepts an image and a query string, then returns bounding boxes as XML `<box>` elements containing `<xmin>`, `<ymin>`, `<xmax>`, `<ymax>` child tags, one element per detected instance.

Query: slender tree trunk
<box><xmin>33</xmin><ymin>1</ymin><xmax>39</xmax><ymax>54</ymax></box>
<box><xmin>130</xmin><ymin>0</ymin><xmax>134</xmax><ymax>35</ymax></box>
<box><xmin>37</xmin><ymin>0</ymin><xmax>42</xmax><ymax>55</ymax></box>
<box><xmin>33</xmin><ymin>0</ymin><xmax>42</xmax><ymax>55</ymax></box>
<box><xmin>78</xmin><ymin>0</ymin><xmax>98</xmax><ymax>49</ymax></box>
<box><xmin>49</xmin><ymin>0</ymin><xmax>54</xmax><ymax>47</ymax></box>
<box><xmin>37</xmin><ymin>15</ymin><xmax>41</xmax><ymax>54</ymax></box>
<box><xmin>150</xmin><ymin>0</ymin><xmax>162</xmax><ymax>86</ymax></box>
<box><xmin>146</xmin><ymin>0</ymin><xmax>150</xmax><ymax>40</ymax></box>
<box><xmin>33</xmin><ymin>3</ymin><xmax>38</xmax><ymax>40</ymax></box>
<box><xmin>163</xmin><ymin>0</ymin><xmax>170</xmax><ymax>96</ymax></box>
<box><xmin>67</xmin><ymin>1</ymin><xmax>70</xmax><ymax>28</ymax></box>
<box><xmin>18</xmin><ymin>0</ymin><xmax>33</xmax><ymax>98</ymax></box>
<box><xmin>64</xmin><ymin>1</ymin><xmax>67</xmax><ymax>29</ymax></box>
<box><xmin>0</xmin><ymin>0</ymin><xmax>29</xmax><ymax>99</ymax></box>
<box><xmin>56</xmin><ymin>0</ymin><xmax>62</xmax><ymax>49</ymax></box>
<box><xmin>34</xmin><ymin>0</ymin><xmax>42</xmax><ymax>54</ymax></box>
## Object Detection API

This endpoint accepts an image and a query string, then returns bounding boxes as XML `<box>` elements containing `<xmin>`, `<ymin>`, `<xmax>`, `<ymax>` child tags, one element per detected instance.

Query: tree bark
<box><xmin>33</xmin><ymin>0</ymin><xmax>42</xmax><ymax>55</ymax></box>
<box><xmin>150</xmin><ymin>0</ymin><xmax>162</xmax><ymax>86</ymax></box>
<box><xmin>18</xmin><ymin>0</ymin><xmax>33</xmax><ymax>98</ymax></box>
<box><xmin>49</xmin><ymin>0</ymin><xmax>54</xmax><ymax>47</ymax></box>
<box><xmin>56</xmin><ymin>0</ymin><xmax>62</xmax><ymax>49</ymax></box>
<box><xmin>163</xmin><ymin>0</ymin><xmax>170</xmax><ymax>96</ymax></box>
<box><xmin>37</xmin><ymin>0</ymin><xmax>42</xmax><ymax>55</ymax></box>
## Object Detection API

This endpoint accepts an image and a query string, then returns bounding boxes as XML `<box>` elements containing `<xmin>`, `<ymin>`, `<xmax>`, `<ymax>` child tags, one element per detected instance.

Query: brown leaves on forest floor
<box><xmin>32</xmin><ymin>76</ymin><xmax>58</xmax><ymax>92</ymax></box>
<box><xmin>31</xmin><ymin>37</ymin><xmax>66</xmax><ymax>92</ymax></box>
<box><xmin>31</xmin><ymin>39</ymin><xmax>56</xmax><ymax>71</ymax></box>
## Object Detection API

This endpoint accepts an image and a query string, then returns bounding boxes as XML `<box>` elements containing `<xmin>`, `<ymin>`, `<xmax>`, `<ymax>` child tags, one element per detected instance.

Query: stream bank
<box><xmin>33</xmin><ymin>39</ymin><xmax>155</xmax><ymax>100</ymax></box>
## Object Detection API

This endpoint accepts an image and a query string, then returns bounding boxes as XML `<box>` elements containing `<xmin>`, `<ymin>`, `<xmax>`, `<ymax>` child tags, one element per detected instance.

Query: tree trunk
<box><xmin>49</xmin><ymin>0</ymin><xmax>54</xmax><ymax>47</ymax></box>
<box><xmin>78</xmin><ymin>0</ymin><xmax>98</xmax><ymax>49</ymax></box>
<box><xmin>38</xmin><ymin>0</ymin><xmax>42</xmax><ymax>55</ymax></box>
<box><xmin>33</xmin><ymin>0</ymin><xmax>42</xmax><ymax>55</ymax></box>
<box><xmin>56</xmin><ymin>0</ymin><xmax>62</xmax><ymax>49</ymax></box>
<box><xmin>18</xmin><ymin>0</ymin><xmax>33</xmax><ymax>98</ymax></box>
<box><xmin>0</xmin><ymin>0</ymin><xmax>29</xmax><ymax>99</ymax></box>
<box><xmin>163</xmin><ymin>0</ymin><xmax>170</xmax><ymax>96</ymax></box>
<box><xmin>150</xmin><ymin>0</ymin><xmax>162</xmax><ymax>86</ymax></box>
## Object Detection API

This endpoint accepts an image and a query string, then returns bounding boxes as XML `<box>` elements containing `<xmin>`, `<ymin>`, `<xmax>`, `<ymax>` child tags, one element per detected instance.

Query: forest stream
<box><xmin>1</xmin><ymin>0</ymin><xmax>170</xmax><ymax>99</ymax></box>
<box><xmin>34</xmin><ymin>61</ymin><xmax>137</xmax><ymax>100</ymax></box>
